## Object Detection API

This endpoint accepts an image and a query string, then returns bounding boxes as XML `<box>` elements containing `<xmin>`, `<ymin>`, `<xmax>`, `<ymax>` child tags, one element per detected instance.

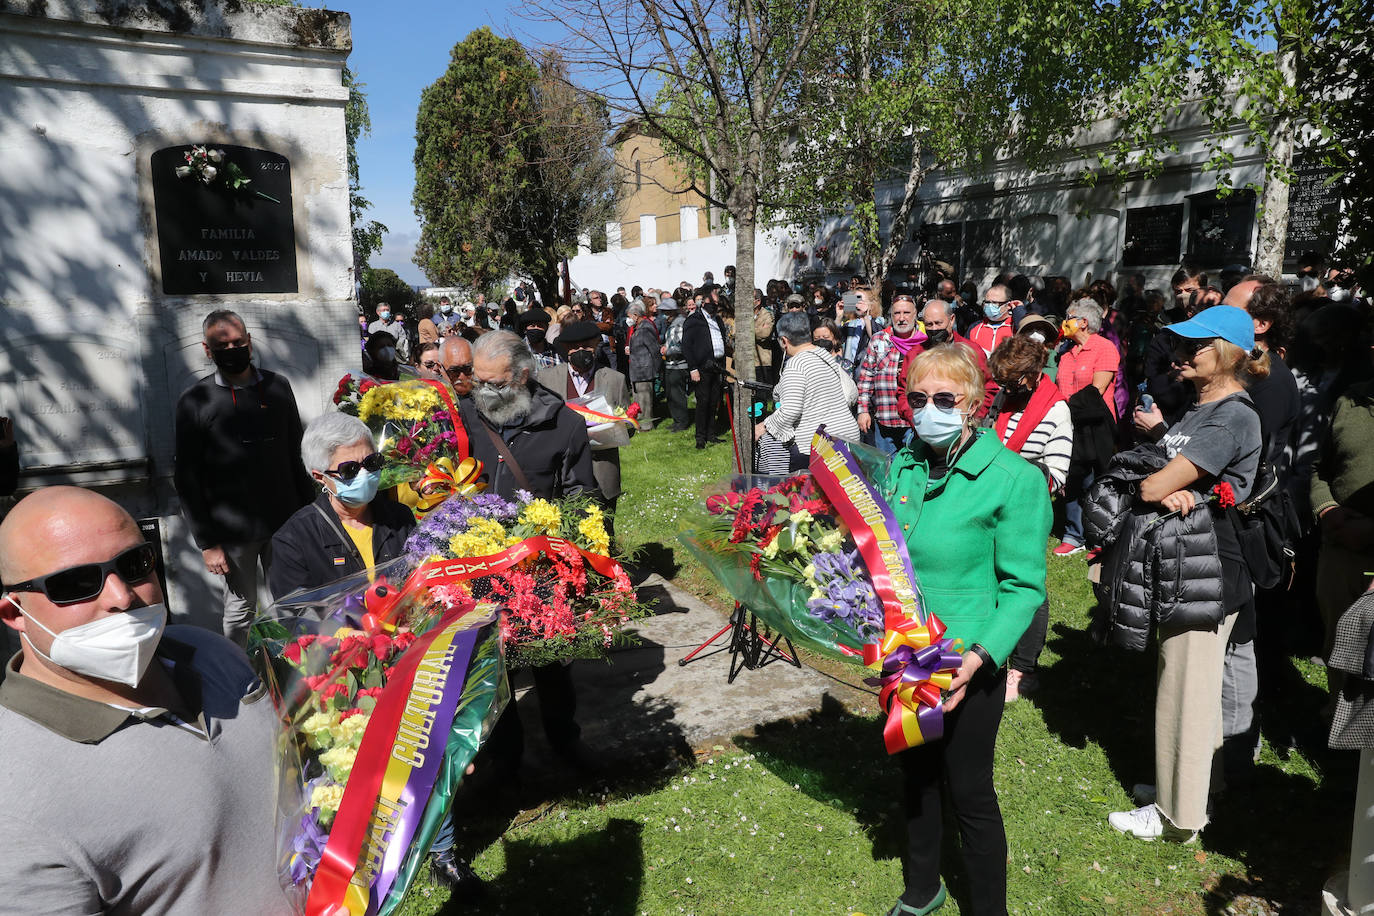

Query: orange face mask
<box><xmin>1060</xmin><ymin>318</ymin><xmax>1080</xmax><ymax>337</ymax></box>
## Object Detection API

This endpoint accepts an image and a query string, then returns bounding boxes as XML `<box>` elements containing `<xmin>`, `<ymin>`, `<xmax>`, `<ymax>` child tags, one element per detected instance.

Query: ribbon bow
<box><xmin>867</xmin><ymin>614</ymin><xmax>963</xmax><ymax>754</ymax></box>
<box><xmin>402</xmin><ymin>456</ymin><xmax>485</xmax><ymax>515</ymax></box>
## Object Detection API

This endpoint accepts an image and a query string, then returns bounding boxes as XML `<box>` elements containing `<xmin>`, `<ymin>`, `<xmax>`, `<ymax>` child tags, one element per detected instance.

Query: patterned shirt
<box><xmin>856</xmin><ymin>329</ymin><xmax>916</xmax><ymax>426</ymax></box>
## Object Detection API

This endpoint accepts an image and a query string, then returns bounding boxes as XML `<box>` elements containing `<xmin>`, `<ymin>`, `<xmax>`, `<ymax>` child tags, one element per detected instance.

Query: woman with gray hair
<box><xmin>267</xmin><ymin>411</ymin><xmax>417</xmax><ymax>599</ymax></box>
<box><xmin>754</xmin><ymin>311</ymin><xmax>860</xmax><ymax>473</ymax></box>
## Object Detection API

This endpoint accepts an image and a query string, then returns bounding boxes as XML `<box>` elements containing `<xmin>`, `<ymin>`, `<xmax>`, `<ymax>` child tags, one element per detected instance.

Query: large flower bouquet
<box><xmin>255</xmin><ymin>559</ymin><xmax>507</xmax><ymax>916</ymax></box>
<box><xmin>681</xmin><ymin>429</ymin><xmax>963</xmax><ymax>753</ymax></box>
<box><xmin>403</xmin><ymin>490</ymin><xmax>650</xmax><ymax>668</ymax></box>
<box><xmin>333</xmin><ymin>375</ymin><xmax>475</xmax><ymax>509</ymax></box>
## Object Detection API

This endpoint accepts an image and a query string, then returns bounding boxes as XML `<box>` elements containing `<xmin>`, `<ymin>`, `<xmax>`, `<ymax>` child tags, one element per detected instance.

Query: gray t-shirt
<box><xmin>1158</xmin><ymin>392</ymin><xmax>1262</xmax><ymax>501</ymax></box>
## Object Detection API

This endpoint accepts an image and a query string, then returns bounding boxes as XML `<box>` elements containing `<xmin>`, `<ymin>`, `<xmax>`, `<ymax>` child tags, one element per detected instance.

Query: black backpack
<box><xmin>1229</xmin><ymin>399</ymin><xmax>1299</xmax><ymax>591</ymax></box>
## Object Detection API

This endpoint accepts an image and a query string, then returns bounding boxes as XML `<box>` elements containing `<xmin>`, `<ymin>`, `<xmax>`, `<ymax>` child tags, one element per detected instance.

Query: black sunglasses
<box><xmin>906</xmin><ymin>391</ymin><xmax>962</xmax><ymax>410</ymax></box>
<box><xmin>420</xmin><ymin>360</ymin><xmax>442</xmax><ymax>371</ymax></box>
<box><xmin>324</xmin><ymin>452</ymin><xmax>384</xmax><ymax>481</ymax></box>
<box><xmin>1171</xmin><ymin>337</ymin><xmax>1215</xmax><ymax>358</ymax></box>
<box><xmin>444</xmin><ymin>363</ymin><xmax>474</xmax><ymax>380</ymax></box>
<box><xmin>6</xmin><ymin>543</ymin><xmax>158</xmax><ymax>605</ymax></box>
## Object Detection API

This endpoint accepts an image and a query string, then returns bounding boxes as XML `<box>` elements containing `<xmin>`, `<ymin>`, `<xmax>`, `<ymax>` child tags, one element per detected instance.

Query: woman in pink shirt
<box><xmin>1057</xmin><ymin>299</ymin><xmax>1120</xmax><ymax>417</ymax></box>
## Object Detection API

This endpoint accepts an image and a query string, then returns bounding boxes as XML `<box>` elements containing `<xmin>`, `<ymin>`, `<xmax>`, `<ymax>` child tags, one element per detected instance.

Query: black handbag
<box><xmin>1227</xmin><ymin>399</ymin><xmax>1299</xmax><ymax>591</ymax></box>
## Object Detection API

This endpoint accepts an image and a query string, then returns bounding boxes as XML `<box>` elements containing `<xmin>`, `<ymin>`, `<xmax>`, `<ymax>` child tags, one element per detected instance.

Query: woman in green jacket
<box><xmin>881</xmin><ymin>344</ymin><xmax>1052</xmax><ymax>916</ymax></box>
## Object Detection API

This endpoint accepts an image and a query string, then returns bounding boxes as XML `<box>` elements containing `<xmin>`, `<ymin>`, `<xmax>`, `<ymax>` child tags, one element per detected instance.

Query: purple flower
<box><xmin>403</xmin><ymin>492</ymin><xmax>521</xmax><ymax>565</ymax></box>
<box><xmin>807</xmin><ymin>550</ymin><xmax>885</xmax><ymax>639</ymax></box>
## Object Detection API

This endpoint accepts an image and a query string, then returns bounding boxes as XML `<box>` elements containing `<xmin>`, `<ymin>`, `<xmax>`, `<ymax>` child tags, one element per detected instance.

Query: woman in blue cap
<box><xmin>1108</xmin><ymin>305</ymin><xmax>1269</xmax><ymax>843</ymax></box>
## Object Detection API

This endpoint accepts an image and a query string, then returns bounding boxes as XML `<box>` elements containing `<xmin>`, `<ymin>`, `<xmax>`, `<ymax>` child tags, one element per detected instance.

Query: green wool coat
<box><xmin>880</xmin><ymin>430</ymin><xmax>1053</xmax><ymax>665</ymax></box>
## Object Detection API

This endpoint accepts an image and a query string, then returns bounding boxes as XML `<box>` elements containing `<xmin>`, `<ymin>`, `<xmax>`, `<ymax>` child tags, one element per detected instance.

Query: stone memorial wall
<box><xmin>0</xmin><ymin>0</ymin><xmax>355</xmax><ymax>623</ymax></box>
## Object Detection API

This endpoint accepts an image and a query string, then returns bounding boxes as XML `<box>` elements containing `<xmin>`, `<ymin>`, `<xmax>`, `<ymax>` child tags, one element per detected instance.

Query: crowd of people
<box><xmin>0</xmin><ymin>251</ymin><xmax>1370</xmax><ymax>915</ymax></box>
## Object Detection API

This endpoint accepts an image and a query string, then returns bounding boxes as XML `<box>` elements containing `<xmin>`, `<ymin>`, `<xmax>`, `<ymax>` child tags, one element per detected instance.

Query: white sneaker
<box><xmin>1128</xmin><ymin>784</ymin><xmax>1213</xmax><ymax>817</ymax></box>
<box><xmin>1108</xmin><ymin>804</ymin><xmax>1197</xmax><ymax>843</ymax></box>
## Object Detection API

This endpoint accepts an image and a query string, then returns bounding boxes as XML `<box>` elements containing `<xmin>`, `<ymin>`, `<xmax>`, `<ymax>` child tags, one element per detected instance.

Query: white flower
<box><xmin>175</xmin><ymin>165</ymin><xmax>192</xmax><ymax>179</ymax></box>
<box><xmin>207</xmin><ymin>148</ymin><xmax>224</xmax><ymax>163</ymax></box>
<box><xmin>200</xmin><ymin>165</ymin><xmax>217</xmax><ymax>182</ymax></box>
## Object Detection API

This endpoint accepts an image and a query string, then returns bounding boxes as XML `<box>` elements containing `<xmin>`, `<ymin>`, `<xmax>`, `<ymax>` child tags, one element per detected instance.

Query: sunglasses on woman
<box><xmin>906</xmin><ymin>391</ymin><xmax>962</xmax><ymax>410</ymax></box>
<box><xmin>6</xmin><ymin>542</ymin><xmax>158</xmax><ymax>605</ymax></box>
<box><xmin>1172</xmin><ymin>337</ymin><xmax>1216</xmax><ymax>358</ymax></box>
<box><xmin>324</xmin><ymin>452</ymin><xmax>384</xmax><ymax>481</ymax></box>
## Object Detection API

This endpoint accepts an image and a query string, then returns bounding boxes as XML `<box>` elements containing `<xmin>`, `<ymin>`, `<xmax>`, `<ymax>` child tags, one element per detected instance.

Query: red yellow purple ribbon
<box><xmin>304</xmin><ymin>602</ymin><xmax>489</xmax><ymax>916</ymax></box>
<box><xmin>808</xmin><ymin>428</ymin><xmax>962</xmax><ymax>752</ymax></box>
<box><xmin>567</xmin><ymin>401</ymin><xmax>640</xmax><ymax>431</ymax></box>
<box><xmin>410</xmin><ymin>456</ymin><xmax>485</xmax><ymax>511</ymax></box>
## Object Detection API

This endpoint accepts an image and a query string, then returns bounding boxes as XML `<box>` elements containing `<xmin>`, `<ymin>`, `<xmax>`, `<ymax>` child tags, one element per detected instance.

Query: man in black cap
<box><xmin>536</xmin><ymin>321</ymin><xmax>629</xmax><ymax>527</ymax></box>
<box><xmin>520</xmin><ymin>308</ymin><xmax>561</xmax><ymax>370</ymax></box>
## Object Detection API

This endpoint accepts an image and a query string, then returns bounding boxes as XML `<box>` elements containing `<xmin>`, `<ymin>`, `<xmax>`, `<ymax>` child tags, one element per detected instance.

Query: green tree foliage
<box><xmin>412</xmin><ymin>28</ymin><xmax>617</xmax><ymax>307</ymax></box>
<box><xmin>344</xmin><ymin>67</ymin><xmax>388</xmax><ymax>277</ymax></box>
<box><xmin>359</xmin><ymin>268</ymin><xmax>415</xmax><ymax>312</ymax></box>
<box><xmin>1088</xmin><ymin>0</ymin><xmax>1350</xmax><ymax>277</ymax></box>
<box><xmin>1306</xmin><ymin>9</ymin><xmax>1373</xmax><ymax>282</ymax></box>
<box><xmin>776</xmin><ymin>0</ymin><xmax>1149</xmax><ymax>292</ymax></box>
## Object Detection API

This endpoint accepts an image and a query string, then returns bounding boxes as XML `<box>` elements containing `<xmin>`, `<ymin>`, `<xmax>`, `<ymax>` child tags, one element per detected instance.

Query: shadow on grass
<box><xmin>449</xmin><ymin>817</ymin><xmax>645</xmax><ymax>916</ymax></box>
<box><xmin>1035</xmin><ymin>621</ymin><xmax>1157</xmax><ymax>790</ymax></box>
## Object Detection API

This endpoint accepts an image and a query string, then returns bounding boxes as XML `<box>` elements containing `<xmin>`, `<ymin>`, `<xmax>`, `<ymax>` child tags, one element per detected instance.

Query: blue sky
<box><xmin>346</xmin><ymin>1</ymin><xmax>556</xmax><ymax>287</ymax></box>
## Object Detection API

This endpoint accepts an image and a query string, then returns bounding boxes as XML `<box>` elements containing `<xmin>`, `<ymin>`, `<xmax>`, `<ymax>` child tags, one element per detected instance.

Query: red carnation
<box><xmin>705</xmin><ymin>493</ymin><xmax>733</xmax><ymax>515</ymax></box>
<box><xmin>339</xmin><ymin>708</ymin><xmax>364</xmax><ymax>721</ymax></box>
<box><xmin>625</xmin><ymin>403</ymin><xmax>642</xmax><ymax>419</ymax></box>
<box><xmin>283</xmin><ymin>641</ymin><xmax>304</xmax><ymax>665</ymax></box>
<box><xmin>396</xmin><ymin>436</ymin><xmax>415</xmax><ymax>457</ymax></box>
<box><xmin>304</xmin><ymin>673</ymin><xmax>332</xmax><ymax>693</ymax></box>
<box><xmin>1212</xmin><ymin>482</ymin><xmax>1237</xmax><ymax>509</ymax></box>
<box><xmin>358</xmin><ymin>379</ymin><xmax>379</xmax><ymax>394</ymax></box>
<box><xmin>356</xmin><ymin>687</ymin><xmax>384</xmax><ymax>700</ymax></box>
<box><xmin>320</xmin><ymin>682</ymin><xmax>349</xmax><ymax>702</ymax></box>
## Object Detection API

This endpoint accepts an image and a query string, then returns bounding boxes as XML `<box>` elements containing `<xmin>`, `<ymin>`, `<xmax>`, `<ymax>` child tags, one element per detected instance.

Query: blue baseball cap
<box><xmin>1164</xmin><ymin>305</ymin><xmax>1254</xmax><ymax>351</ymax></box>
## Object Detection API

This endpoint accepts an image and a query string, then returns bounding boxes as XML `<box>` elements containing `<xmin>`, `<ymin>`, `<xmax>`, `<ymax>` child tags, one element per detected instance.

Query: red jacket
<box><xmin>896</xmin><ymin>330</ymin><xmax>997</xmax><ymax>424</ymax></box>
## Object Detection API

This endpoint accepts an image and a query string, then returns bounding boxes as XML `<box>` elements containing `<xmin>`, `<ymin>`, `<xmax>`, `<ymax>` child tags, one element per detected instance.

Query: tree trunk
<box><xmin>1254</xmin><ymin>43</ymin><xmax>1299</xmax><ymax>278</ymax></box>
<box><xmin>879</xmin><ymin>143</ymin><xmax>933</xmax><ymax>293</ymax></box>
<box><xmin>732</xmin><ymin>203</ymin><xmax>758</xmax><ymax>470</ymax></box>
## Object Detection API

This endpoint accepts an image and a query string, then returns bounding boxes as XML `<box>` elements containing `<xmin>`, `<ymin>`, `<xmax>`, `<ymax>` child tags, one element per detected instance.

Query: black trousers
<box><xmin>1008</xmin><ymin>597</ymin><xmax>1049</xmax><ymax>674</ymax></box>
<box><xmin>899</xmin><ymin>668</ymin><xmax>1008</xmax><ymax>916</ymax></box>
<box><xmin>487</xmin><ymin>661</ymin><xmax>580</xmax><ymax>768</ymax></box>
<box><xmin>665</xmin><ymin>367</ymin><xmax>691</xmax><ymax>429</ymax></box>
<box><xmin>693</xmin><ymin>367</ymin><xmax>724</xmax><ymax>445</ymax></box>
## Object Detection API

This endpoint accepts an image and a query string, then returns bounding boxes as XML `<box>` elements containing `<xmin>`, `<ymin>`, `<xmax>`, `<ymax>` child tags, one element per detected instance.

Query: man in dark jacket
<box><xmin>682</xmin><ymin>297</ymin><xmax>728</xmax><ymax>449</ymax></box>
<box><xmin>174</xmin><ymin>310</ymin><xmax>314</xmax><ymax>645</ymax></box>
<box><xmin>536</xmin><ymin>321</ymin><xmax>629</xmax><ymax>525</ymax></box>
<box><xmin>460</xmin><ymin>331</ymin><xmax>597</xmax><ymax>772</ymax></box>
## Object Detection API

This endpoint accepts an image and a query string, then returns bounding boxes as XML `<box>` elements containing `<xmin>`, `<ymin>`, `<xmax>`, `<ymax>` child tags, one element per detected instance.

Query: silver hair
<box><xmin>301</xmin><ymin>411</ymin><xmax>374</xmax><ymax>474</ymax></box>
<box><xmin>921</xmin><ymin>299</ymin><xmax>951</xmax><ymax>321</ymax></box>
<box><xmin>627</xmin><ymin>301</ymin><xmax>646</xmax><ymax>318</ymax></box>
<box><xmin>775</xmin><ymin>311</ymin><xmax>812</xmax><ymax>345</ymax></box>
<box><xmin>1067</xmin><ymin>299</ymin><xmax>1103</xmax><ymax>333</ymax></box>
<box><xmin>472</xmin><ymin>329</ymin><xmax>535</xmax><ymax>381</ymax></box>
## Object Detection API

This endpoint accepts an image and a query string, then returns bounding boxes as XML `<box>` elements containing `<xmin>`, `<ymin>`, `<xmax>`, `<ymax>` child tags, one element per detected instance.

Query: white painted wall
<box><xmin>0</xmin><ymin>1</ymin><xmax>355</xmax><ymax>626</ymax></box>
<box><xmin>567</xmin><ymin>225</ymin><xmax>798</xmax><ymax>296</ymax></box>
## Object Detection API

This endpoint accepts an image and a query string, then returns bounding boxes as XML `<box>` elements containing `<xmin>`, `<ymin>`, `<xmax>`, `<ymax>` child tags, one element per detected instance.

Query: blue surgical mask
<box><xmin>983</xmin><ymin>302</ymin><xmax>1005</xmax><ymax>322</ymax></box>
<box><xmin>441</xmin><ymin>303</ymin><xmax>454</xmax><ymax>314</ymax></box>
<box><xmin>911</xmin><ymin>404</ymin><xmax>966</xmax><ymax>448</ymax></box>
<box><xmin>377</xmin><ymin>310</ymin><xmax>391</xmax><ymax>321</ymax></box>
<box><xmin>331</xmin><ymin>468</ymin><xmax>381</xmax><ymax>507</ymax></box>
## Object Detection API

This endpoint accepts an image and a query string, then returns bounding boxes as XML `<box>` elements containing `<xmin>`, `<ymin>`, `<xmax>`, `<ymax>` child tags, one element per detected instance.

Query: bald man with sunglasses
<box><xmin>0</xmin><ymin>486</ymin><xmax>287</xmax><ymax>915</ymax></box>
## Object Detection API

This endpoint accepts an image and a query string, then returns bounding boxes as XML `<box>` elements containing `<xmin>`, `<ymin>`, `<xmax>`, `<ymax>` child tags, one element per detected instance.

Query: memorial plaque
<box><xmin>1123</xmin><ymin>204</ymin><xmax>1183</xmax><ymax>266</ymax></box>
<box><xmin>0</xmin><ymin>334</ymin><xmax>146</xmax><ymax>468</ymax></box>
<box><xmin>1186</xmin><ymin>189</ymin><xmax>1255</xmax><ymax>267</ymax></box>
<box><xmin>1284</xmin><ymin>154</ymin><xmax>1342</xmax><ymax>266</ymax></box>
<box><xmin>966</xmin><ymin>219</ymin><xmax>1002</xmax><ymax>269</ymax></box>
<box><xmin>151</xmin><ymin>144</ymin><xmax>298</xmax><ymax>294</ymax></box>
<box><xmin>917</xmin><ymin>222</ymin><xmax>963</xmax><ymax>280</ymax></box>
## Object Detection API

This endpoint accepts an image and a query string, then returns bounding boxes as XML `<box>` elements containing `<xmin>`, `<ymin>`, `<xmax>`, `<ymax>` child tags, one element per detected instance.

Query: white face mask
<box><xmin>17</xmin><ymin>597</ymin><xmax>166</xmax><ymax>687</ymax></box>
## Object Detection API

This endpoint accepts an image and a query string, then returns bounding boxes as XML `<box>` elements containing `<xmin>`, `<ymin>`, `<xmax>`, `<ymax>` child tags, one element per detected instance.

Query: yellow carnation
<box><xmin>310</xmin><ymin>783</ymin><xmax>346</xmax><ymax>822</ymax></box>
<box><xmin>817</xmin><ymin>529</ymin><xmax>844</xmax><ymax>553</ymax></box>
<box><xmin>519</xmin><ymin>499</ymin><xmax>562</xmax><ymax>535</ymax></box>
<box><xmin>327</xmin><ymin>711</ymin><xmax>371</xmax><ymax>747</ymax></box>
<box><xmin>320</xmin><ymin>744</ymin><xmax>359</xmax><ymax>783</ymax></box>
<box><xmin>447</xmin><ymin>516</ymin><xmax>515</xmax><ymax>558</ymax></box>
<box><xmin>301</xmin><ymin>710</ymin><xmax>340</xmax><ymax>750</ymax></box>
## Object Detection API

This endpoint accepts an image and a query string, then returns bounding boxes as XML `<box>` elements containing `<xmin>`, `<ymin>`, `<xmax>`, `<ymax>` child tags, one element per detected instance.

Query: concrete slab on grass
<box><xmin>508</xmin><ymin>572</ymin><xmax>840</xmax><ymax>765</ymax></box>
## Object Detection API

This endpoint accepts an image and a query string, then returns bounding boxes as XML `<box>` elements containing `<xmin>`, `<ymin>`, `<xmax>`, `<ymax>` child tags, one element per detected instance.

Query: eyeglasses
<box><xmin>420</xmin><ymin>360</ymin><xmax>442</xmax><ymax>372</ymax></box>
<box><xmin>6</xmin><ymin>543</ymin><xmax>158</xmax><ymax>605</ymax></box>
<box><xmin>443</xmin><ymin>363</ymin><xmax>474</xmax><ymax>381</ymax></box>
<box><xmin>473</xmin><ymin>379</ymin><xmax>515</xmax><ymax>393</ymax></box>
<box><xmin>981</xmin><ymin>299</ymin><xmax>1008</xmax><ymax>309</ymax></box>
<box><xmin>324</xmin><ymin>451</ymin><xmax>384</xmax><ymax>482</ymax></box>
<box><xmin>1172</xmin><ymin>338</ymin><xmax>1216</xmax><ymax>358</ymax></box>
<box><xmin>893</xmin><ymin>295</ymin><xmax>917</xmax><ymax>305</ymax></box>
<box><xmin>906</xmin><ymin>391</ymin><xmax>962</xmax><ymax>410</ymax></box>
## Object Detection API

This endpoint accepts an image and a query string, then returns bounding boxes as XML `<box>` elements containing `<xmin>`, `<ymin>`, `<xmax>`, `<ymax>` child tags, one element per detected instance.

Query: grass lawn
<box><xmin>396</xmin><ymin>429</ymin><xmax>1355</xmax><ymax>916</ymax></box>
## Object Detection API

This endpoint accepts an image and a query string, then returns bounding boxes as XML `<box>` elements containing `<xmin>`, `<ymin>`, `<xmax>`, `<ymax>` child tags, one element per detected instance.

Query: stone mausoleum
<box><xmin>0</xmin><ymin>0</ymin><xmax>356</xmax><ymax>624</ymax></box>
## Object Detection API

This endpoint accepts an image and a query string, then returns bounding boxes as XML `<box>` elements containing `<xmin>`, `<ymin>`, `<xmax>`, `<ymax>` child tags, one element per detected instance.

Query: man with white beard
<box><xmin>456</xmin><ymin>331</ymin><xmax>598</xmax><ymax>775</ymax></box>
